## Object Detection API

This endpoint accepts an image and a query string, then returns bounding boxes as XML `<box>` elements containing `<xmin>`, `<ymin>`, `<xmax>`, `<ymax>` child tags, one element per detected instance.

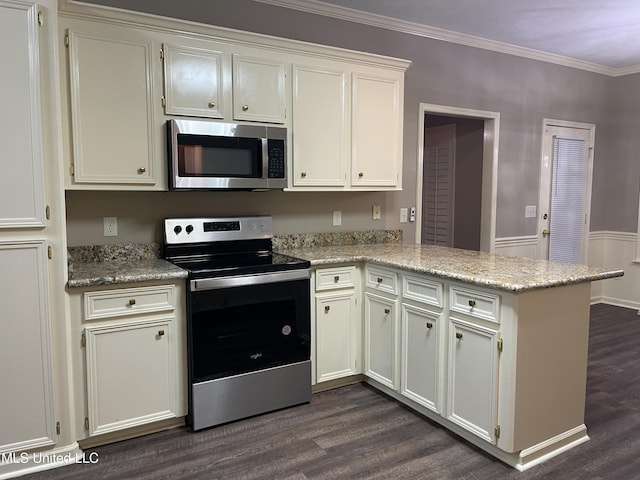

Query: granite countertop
<box><xmin>67</xmin><ymin>243</ymin><xmax>188</xmax><ymax>288</ymax></box>
<box><xmin>277</xmin><ymin>243</ymin><xmax>624</xmax><ymax>293</ymax></box>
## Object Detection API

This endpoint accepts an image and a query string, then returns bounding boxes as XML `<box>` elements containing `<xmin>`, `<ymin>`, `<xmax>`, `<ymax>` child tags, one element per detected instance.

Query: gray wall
<box><xmin>65</xmin><ymin>0</ymin><xmax>638</xmax><ymax>246</ymax></box>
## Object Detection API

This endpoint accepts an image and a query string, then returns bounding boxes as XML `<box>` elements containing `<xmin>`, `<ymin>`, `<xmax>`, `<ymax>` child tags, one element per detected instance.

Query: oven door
<box><xmin>188</xmin><ymin>270</ymin><xmax>311</xmax><ymax>383</ymax></box>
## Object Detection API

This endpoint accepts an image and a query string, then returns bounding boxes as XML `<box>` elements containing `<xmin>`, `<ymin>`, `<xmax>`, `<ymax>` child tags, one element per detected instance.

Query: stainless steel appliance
<box><xmin>167</xmin><ymin>119</ymin><xmax>287</xmax><ymax>191</ymax></box>
<box><xmin>163</xmin><ymin>216</ymin><xmax>311</xmax><ymax>430</ymax></box>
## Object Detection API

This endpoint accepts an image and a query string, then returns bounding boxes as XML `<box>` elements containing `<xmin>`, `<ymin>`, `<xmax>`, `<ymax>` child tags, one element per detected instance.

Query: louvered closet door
<box><xmin>423</xmin><ymin>125</ymin><xmax>455</xmax><ymax>246</ymax></box>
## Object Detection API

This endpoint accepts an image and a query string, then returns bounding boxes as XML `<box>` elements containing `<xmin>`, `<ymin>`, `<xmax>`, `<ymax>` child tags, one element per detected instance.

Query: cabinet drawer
<box><xmin>402</xmin><ymin>274</ymin><xmax>443</xmax><ymax>308</ymax></box>
<box><xmin>315</xmin><ymin>266</ymin><xmax>356</xmax><ymax>291</ymax></box>
<box><xmin>449</xmin><ymin>286</ymin><xmax>500</xmax><ymax>323</ymax></box>
<box><xmin>365</xmin><ymin>266</ymin><xmax>398</xmax><ymax>295</ymax></box>
<box><xmin>84</xmin><ymin>285</ymin><xmax>175</xmax><ymax>321</ymax></box>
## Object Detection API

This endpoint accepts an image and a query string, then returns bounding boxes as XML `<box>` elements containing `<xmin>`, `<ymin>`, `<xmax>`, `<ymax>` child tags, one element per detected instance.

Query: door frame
<box><xmin>416</xmin><ymin>103</ymin><xmax>499</xmax><ymax>252</ymax></box>
<box><xmin>536</xmin><ymin>118</ymin><xmax>595</xmax><ymax>263</ymax></box>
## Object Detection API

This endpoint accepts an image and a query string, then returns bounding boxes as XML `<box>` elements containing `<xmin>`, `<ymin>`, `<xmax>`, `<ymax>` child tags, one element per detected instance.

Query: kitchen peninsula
<box><xmin>66</xmin><ymin>241</ymin><xmax>622</xmax><ymax>471</ymax></box>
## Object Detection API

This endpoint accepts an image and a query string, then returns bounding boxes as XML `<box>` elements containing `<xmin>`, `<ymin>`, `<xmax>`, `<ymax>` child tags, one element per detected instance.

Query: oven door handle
<box><xmin>191</xmin><ymin>269</ymin><xmax>310</xmax><ymax>291</ymax></box>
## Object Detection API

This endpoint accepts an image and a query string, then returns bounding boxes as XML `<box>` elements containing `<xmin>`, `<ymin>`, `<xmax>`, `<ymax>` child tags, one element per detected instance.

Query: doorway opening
<box><xmin>416</xmin><ymin>104</ymin><xmax>499</xmax><ymax>252</ymax></box>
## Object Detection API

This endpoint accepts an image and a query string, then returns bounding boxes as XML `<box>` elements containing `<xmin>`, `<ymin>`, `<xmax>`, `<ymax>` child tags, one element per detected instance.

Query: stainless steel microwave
<box><xmin>167</xmin><ymin>119</ymin><xmax>287</xmax><ymax>191</ymax></box>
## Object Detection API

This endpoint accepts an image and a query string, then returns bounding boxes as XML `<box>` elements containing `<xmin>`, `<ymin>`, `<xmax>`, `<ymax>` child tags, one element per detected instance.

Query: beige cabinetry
<box><xmin>313</xmin><ymin>266</ymin><xmax>361</xmax><ymax>384</ymax></box>
<box><xmin>290</xmin><ymin>61</ymin><xmax>406</xmax><ymax>190</ymax></box>
<box><xmin>69</xmin><ymin>282</ymin><xmax>186</xmax><ymax>440</ymax></box>
<box><xmin>61</xmin><ymin>18</ymin><xmax>163</xmax><ymax>189</ymax></box>
<box><xmin>364</xmin><ymin>265</ymin><xmax>399</xmax><ymax>390</ymax></box>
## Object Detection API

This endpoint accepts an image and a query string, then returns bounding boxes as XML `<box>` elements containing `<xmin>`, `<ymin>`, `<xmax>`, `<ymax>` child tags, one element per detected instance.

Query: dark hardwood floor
<box><xmin>23</xmin><ymin>304</ymin><xmax>640</xmax><ymax>479</ymax></box>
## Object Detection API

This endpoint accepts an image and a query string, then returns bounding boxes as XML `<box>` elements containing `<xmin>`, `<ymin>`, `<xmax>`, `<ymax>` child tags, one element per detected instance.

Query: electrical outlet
<box><xmin>409</xmin><ymin>207</ymin><xmax>416</xmax><ymax>222</ymax></box>
<box><xmin>400</xmin><ymin>208</ymin><xmax>408</xmax><ymax>223</ymax></box>
<box><xmin>332</xmin><ymin>210</ymin><xmax>342</xmax><ymax>226</ymax></box>
<box><xmin>372</xmin><ymin>205</ymin><xmax>381</xmax><ymax>220</ymax></box>
<box><xmin>103</xmin><ymin>217</ymin><xmax>118</xmax><ymax>237</ymax></box>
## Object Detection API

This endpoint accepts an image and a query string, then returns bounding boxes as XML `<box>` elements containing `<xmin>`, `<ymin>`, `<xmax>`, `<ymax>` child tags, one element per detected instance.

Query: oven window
<box><xmin>177</xmin><ymin>134</ymin><xmax>261</xmax><ymax>178</ymax></box>
<box><xmin>189</xmin><ymin>279</ymin><xmax>310</xmax><ymax>382</ymax></box>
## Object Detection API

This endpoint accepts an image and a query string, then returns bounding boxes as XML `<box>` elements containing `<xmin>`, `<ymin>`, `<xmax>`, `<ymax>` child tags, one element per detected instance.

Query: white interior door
<box><xmin>423</xmin><ymin>124</ymin><xmax>456</xmax><ymax>246</ymax></box>
<box><xmin>537</xmin><ymin>121</ymin><xmax>594</xmax><ymax>263</ymax></box>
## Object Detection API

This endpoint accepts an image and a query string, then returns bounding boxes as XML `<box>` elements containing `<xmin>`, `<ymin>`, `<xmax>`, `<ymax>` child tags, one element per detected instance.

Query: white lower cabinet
<box><xmin>446</xmin><ymin>316</ymin><xmax>499</xmax><ymax>443</ymax></box>
<box><xmin>400</xmin><ymin>304</ymin><xmax>440</xmax><ymax>413</ymax></box>
<box><xmin>313</xmin><ymin>266</ymin><xmax>361</xmax><ymax>385</ymax></box>
<box><xmin>70</xmin><ymin>281</ymin><xmax>186</xmax><ymax>440</ymax></box>
<box><xmin>364</xmin><ymin>292</ymin><xmax>399</xmax><ymax>390</ymax></box>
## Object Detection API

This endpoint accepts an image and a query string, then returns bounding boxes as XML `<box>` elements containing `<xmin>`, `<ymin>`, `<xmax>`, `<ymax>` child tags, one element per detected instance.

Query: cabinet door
<box><xmin>67</xmin><ymin>28</ymin><xmax>157</xmax><ymax>185</ymax></box>
<box><xmin>315</xmin><ymin>292</ymin><xmax>358</xmax><ymax>382</ymax></box>
<box><xmin>351</xmin><ymin>72</ymin><xmax>402</xmax><ymax>188</ymax></box>
<box><xmin>0</xmin><ymin>242</ymin><xmax>55</xmax><ymax>452</ymax></box>
<box><xmin>401</xmin><ymin>304</ymin><xmax>440</xmax><ymax>413</ymax></box>
<box><xmin>232</xmin><ymin>54</ymin><xmax>286</xmax><ymax>123</ymax></box>
<box><xmin>0</xmin><ymin>1</ymin><xmax>45</xmax><ymax>227</ymax></box>
<box><xmin>163</xmin><ymin>43</ymin><xmax>225</xmax><ymax>118</ymax></box>
<box><xmin>447</xmin><ymin>317</ymin><xmax>499</xmax><ymax>443</ymax></box>
<box><xmin>291</xmin><ymin>64</ymin><xmax>347</xmax><ymax>187</ymax></box>
<box><xmin>84</xmin><ymin>318</ymin><xmax>178</xmax><ymax>436</ymax></box>
<box><xmin>364</xmin><ymin>292</ymin><xmax>398</xmax><ymax>390</ymax></box>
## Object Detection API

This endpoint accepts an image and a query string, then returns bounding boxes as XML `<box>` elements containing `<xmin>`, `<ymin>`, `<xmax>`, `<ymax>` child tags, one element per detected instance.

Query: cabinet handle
<box><xmin>301</xmin><ymin>171</ymin><xmax>307</xmax><ymax>178</ymax></box>
<box><xmin>324</xmin><ymin>305</ymin><xmax>330</xmax><ymax>313</ymax></box>
<box><xmin>242</xmin><ymin>104</ymin><xmax>249</xmax><ymax>111</ymax></box>
<box><xmin>137</xmin><ymin>167</ymin><xmax>146</xmax><ymax>174</ymax></box>
<box><xmin>426</xmin><ymin>322</ymin><xmax>433</xmax><ymax>329</ymax></box>
<box><xmin>334</xmin><ymin>275</ymin><xmax>340</xmax><ymax>282</ymax></box>
<box><xmin>128</xmin><ymin>298</ymin><xmax>136</xmax><ymax>306</ymax></box>
<box><xmin>208</xmin><ymin>101</ymin><xmax>216</xmax><ymax>108</ymax></box>
<box><xmin>377</xmin><ymin>277</ymin><xmax>383</xmax><ymax>283</ymax></box>
<box><xmin>358</xmin><ymin>172</ymin><xmax>364</xmax><ymax>178</ymax></box>
<box><xmin>158</xmin><ymin>330</ymin><xmax>165</xmax><ymax>337</ymax></box>
<box><xmin>468</xmin><ymin>299</ymin><xmax>476</xmax><ymax>308</ymax></box>
<box><xmin>456</xmin><ymin>332</ymin><xmax>463</xmax><ymax>340</ymax></box>
<box><xmin>384</xmin><ymin>308</ymin><xmax>390</xmax><ymax>314</ymax></box>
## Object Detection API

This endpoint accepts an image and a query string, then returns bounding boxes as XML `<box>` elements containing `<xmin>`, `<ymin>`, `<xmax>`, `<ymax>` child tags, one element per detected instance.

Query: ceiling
<box><xmin>256</xmin><ymin>0</ymin><xmax>640</xmax><ymax>76</ymax></box>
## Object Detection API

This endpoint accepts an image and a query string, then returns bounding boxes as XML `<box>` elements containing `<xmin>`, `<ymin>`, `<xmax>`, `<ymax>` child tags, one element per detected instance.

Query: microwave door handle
<box><xmin>261</xmin><ymin>138</ymin><xmax>269</xmax><ymax>179</ymax></box>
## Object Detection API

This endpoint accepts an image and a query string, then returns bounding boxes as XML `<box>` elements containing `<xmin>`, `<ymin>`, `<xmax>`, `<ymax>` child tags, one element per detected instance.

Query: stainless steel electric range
<box><xmin>163</xmin><ymin>216</ymin><xmax>311</xmax><ymax>430</ymax></box>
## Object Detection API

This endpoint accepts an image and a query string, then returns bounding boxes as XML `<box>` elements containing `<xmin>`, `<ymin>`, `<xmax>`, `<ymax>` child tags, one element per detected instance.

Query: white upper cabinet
<box><xmin>0</xmin><ymin>0</ymin><xmax>45</xmax><ymax>227</ymax></box>
<box><xmin>162</xmin><ymin>43</ymin><xmax>227</xmax><ymax>119</ymax></box>
<box><xmin>351</xmin><ymin>71</ymin><xmax>403</xmax><ymax>188</ymax></box>
<box><xmin>232</xmin><ymin>54</ymin><xmax>287</xmax><ymax>124</ymax></box>
<box><xmin>292</xmin><ymin>64</ymin><xmax>347</xmax><ymax>187</ymax></box>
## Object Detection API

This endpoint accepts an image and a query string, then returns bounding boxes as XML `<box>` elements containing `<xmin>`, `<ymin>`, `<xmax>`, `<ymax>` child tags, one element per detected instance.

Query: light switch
<box><xmin>525</xmin><ymin>205</ymin><xmax>537</xmax><ymax>218</ymax></box>
<box><xmin>333</xmin><ymin>210</ymin><xmax>342</xmax><ymax>226</ymax></box>
<box><xmin>400</xmin><ymin>208</ymin><xmax>408</xmax><ymax>223</ymax></box>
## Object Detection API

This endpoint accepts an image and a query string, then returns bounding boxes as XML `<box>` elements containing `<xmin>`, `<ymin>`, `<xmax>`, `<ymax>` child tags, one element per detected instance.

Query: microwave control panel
<box><xmin>267</xmin><ymin>139</ymin><xmax>285</xmax><ymax>178</ymax></box>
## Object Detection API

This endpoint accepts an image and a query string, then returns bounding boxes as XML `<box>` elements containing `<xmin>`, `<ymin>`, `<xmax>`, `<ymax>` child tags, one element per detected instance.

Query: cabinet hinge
<box><xmin>81</xmin><ymin>333</ymin><xmax>86</xmax><ymax>347</ymax></box>
<box><xmin>37</xmin><ymin>10</ymin><xmax>43</xmax><ymax>26</ymax></box>
<box><xmin>84</xmin><ymin>417</ymin><xmax>89</xmax><ymax>431</ymax></box>
<box><xmin>47</xmin><ymin>245</ymin><xmax>52</xmax><ymax>259</ymax></box>
<box><xmin>494</xmin><ymin>425</ymin><xmax>501</xmax><ymax>439</ymax></box>
<box><xmin>161</xmin><ymin>95</ymin><xmax>166</xmax><ymax>108</ymax></box>
<box><xmin>497</xmin><ymin>337</ymin><xmax>503</xmax><ymax>353</ymax></box>
<box><xmin>160</xmin><ymin>48</ymin><xmax>164</xmax><ymax>61</ymax></box>
<box><xmin>45</xmin><ymin>205</ymin><xmax>50</xmax><ymax>220</ymax></box>
<box><xmin>70</xmin><ymin>163</ymin><xmax>75</xmax><ymax>176</ymax></box>
<box><xmin>56</xmin><ymin>421</ymin><xmax>61</xmax><ymax>435</ymax></box>
<box><xmin>65</xmin><ymin>34</ymin><xmax>69</xmax><ymax>48</ymax></box>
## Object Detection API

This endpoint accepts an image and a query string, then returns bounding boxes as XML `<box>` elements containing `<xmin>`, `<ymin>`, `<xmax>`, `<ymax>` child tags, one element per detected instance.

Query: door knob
<box><xmin>542</xmin><ymin>229</ymin><xmax>551</xmax><ymax>238</ymax></box>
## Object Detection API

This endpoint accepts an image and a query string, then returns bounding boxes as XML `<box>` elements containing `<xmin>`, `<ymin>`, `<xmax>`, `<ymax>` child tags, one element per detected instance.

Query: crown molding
<box><xmin>256</xmin><ymin>0</ymin><xmax>640</xmax><ymax>77</ymax></box>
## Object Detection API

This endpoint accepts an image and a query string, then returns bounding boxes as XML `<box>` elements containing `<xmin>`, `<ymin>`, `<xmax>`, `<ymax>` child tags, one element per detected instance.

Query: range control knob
<box><xmin>173</xmin><ymin>225</ymin><xmax>182</xmax><ymax>235</ymax></box>
<box><xmin>185</xmin><ymin>224</ymin><xmax>194</xmax><ymax>234</ymax></box>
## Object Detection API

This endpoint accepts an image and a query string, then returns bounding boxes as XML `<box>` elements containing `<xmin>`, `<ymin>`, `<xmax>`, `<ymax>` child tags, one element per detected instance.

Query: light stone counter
<box><xmin>277</xmin><ymin>243</ymin><xmax>623</xmax><ymax>292</ymax></box>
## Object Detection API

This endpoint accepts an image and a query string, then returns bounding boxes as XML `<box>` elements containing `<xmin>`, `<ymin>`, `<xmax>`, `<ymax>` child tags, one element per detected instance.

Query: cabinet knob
<box><xmin>324</xmin><ymin>305</ymin><xmax>330</xmax><ymax>313</ymax></box>
<box><xmin>208</xmin><ymin>101</ymin><xmax>216</xmax><ymax>108</ymax></box>
<box><xmin>301</xmin><ymin>171</ymin><xmax>307</xmax><ymax>178</ymax></box>
<box><xmin>377</xmin><ymin>277</ymin><xmax>383</xmax><ymax>283</ymax></box>
<box><xmin>456</xmin><ymin>332</ymin><xmax>463</xmax><ymax>340</ymax></box>
<box><xmin>242</xmin><ymin>104</ymin><xmax>249</xmax><ymax>111</ymax></box>
<box><xmin>358</xmin><ymin>172</ymin><xmax>364</xmax><ymax>178</ymax></box>
<box><xmin>158</xmin><ymin>330</ymin><xmax>165</xmax><ymax>337</ymax></box>
<box><xmin>137</xmin><ymin>167</ymin><xmax>146</xmax><ymax>174</ymax></box>
<box><xmin>384</xmin><ymin>308</ymin><xmax>390</xmax><ymax>314</ymax></box>
<box><xmin>426</xmin><ymin>322</ymin><xmax>433</xmax><ymax>329</ymax></box>
<box><xmin>468</xmin><ymin>299</ymin><xmax>476</xmax><ymax>308</ymax></box>
<box><xmin>334</xmin><ymin>276</ymin><xmax>340</xmax><ymax>282</ymax></box>
<box><xmin>128</xmin><ymin>298</ymin><xmax>136</xmax><ymax>306</ymax></box>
